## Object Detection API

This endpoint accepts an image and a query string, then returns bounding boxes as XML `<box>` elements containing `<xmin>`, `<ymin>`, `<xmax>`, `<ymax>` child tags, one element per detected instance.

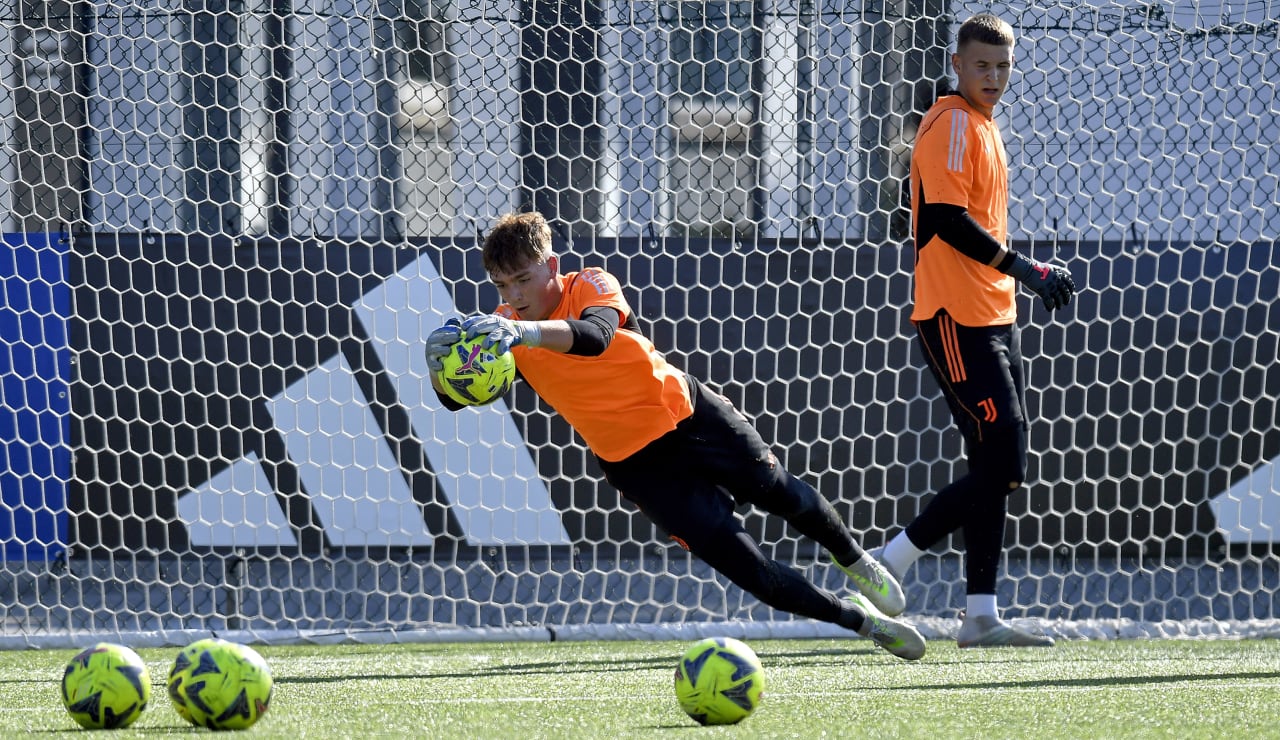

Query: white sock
<box><xmin>882</xmin><ymin>533</ymin><xmax>924</xmax><ymax>576</ymax></box>
<box><xmin>966</xmin><ymin>593</ymin><xmax>998</xmax><ymax>620</ymax></box>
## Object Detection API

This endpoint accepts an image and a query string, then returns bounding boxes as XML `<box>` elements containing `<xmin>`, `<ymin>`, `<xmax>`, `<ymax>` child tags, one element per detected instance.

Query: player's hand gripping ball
<box><xmin>673</xmin><ymin>637</ymin><xmax>765</xmax><ymax>725</ymax></box>
<box><xmin>61</xmin><ymin>642</ymin><xmax>151</xmax><ymax>729</ymax></box>
<box><xmin>434</xmin><ymin>331</ymin><xmax>516</xmax><ymax>407</ymax></box>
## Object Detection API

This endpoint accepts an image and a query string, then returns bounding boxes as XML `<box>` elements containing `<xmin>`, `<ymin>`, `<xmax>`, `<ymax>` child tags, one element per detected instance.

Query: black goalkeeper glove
<box><xmin>1004</xmin><ymin>252</ymin><xmax>1076</xmax><ymax>311</ymax></box>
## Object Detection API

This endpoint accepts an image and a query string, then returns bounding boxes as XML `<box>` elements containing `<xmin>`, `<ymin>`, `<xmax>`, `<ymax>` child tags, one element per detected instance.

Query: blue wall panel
<box><xmin>0</xmin><ymin>233</ymin><xmax>70</xmax><ymax>560</ymax></box>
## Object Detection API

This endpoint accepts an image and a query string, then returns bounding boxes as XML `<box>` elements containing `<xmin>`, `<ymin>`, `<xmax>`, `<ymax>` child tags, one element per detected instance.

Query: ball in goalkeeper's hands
<box><xmin>435</xmin><ymin>332</ymin><xmax>516</xmax><ymax>406</ymax></box>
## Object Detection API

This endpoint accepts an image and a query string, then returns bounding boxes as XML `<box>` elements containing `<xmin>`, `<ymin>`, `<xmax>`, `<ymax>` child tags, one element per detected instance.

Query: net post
<box><xmin>222</xmin><ymin>552</ymin><xmax>245</xmax><ymax>632</ymax></box>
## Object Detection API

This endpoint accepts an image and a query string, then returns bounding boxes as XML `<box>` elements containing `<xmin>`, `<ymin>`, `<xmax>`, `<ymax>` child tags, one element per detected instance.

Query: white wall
<box><xmin>70</xmin><ymin>1</ymin><xmax>1280</xmax><ymax>243</ymax></box>
<box><xmin>990</xmin><ymin>0</ymin><xmax>1280</xmax><ymax>243</ymax></box>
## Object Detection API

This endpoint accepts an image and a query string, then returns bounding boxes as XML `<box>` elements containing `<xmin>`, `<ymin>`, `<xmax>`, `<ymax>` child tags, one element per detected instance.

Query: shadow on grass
<box><xmin>273</xmin><ymin>654</ymin><xmax>675</xmax><ymax>684</ymax></box>
<box><xmin>271</xmin><ymin>645</ymin><xmax>883</xmax><ymax>685</ymax></box>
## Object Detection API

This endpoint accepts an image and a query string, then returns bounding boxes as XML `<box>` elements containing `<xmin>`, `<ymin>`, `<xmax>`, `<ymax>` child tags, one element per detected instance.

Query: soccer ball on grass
<box><xmin>168</xmin><ymin>638</ymin><xmax>273</xmax><ymax>730</ymax></box>
<box><xmin>673</xmin><ymin>637</ymin><xmax>765</xmax><ymax>725</ymax></box>
<box><xmin>61</xmin><ymin>642</ymin><xmax>151</xmax><ymax>729</ymax></box>
<box><xmin>435</xmin><ymin>332</ymin><xmax>516</xmax><ymax>407</ymax></box>
<box><xmin>166</xmin><ymin>638</ymin><xmax>220</xmax><ymax>725</ymax></box>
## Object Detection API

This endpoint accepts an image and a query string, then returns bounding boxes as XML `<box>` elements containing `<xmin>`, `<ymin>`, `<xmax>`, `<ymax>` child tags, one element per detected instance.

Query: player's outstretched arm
<box><xmin>461</xmin><ymin>313</ymin><xmax>602</xmax><ymax>355</ymax></box>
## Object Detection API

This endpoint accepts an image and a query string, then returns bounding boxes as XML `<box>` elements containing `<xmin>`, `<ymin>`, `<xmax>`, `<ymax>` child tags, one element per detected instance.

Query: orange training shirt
<box><xmin>909</xmin><ymin>95</ymin><xmax>1016</xmax><ymax>326</ymax></box>
<box><xmin>497</xmin><ymin>268</ymin><xmax>694</xmax><ymax>462</ymax></box>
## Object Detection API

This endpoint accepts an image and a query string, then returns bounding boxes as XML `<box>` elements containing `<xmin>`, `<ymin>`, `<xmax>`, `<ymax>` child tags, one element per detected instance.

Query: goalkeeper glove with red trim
<box><xmin>1005</xmin><ymin>253</ymin><xmax>1076</xmax><ymax>311</ymax></box>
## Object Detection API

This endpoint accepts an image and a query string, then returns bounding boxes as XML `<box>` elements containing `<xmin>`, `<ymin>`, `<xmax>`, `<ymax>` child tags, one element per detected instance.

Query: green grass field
<box><xmin>6</xmin><ymin>637</ymin><xmax>1280</xmax><ymax>738</ymax></box>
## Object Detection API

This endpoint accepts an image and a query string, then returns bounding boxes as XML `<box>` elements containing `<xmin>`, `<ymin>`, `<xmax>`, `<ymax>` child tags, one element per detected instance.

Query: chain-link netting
<box><xmin>0</xmin><ymin>1</ymin><xmax>1277</xmax><ymax>645</ymax></box>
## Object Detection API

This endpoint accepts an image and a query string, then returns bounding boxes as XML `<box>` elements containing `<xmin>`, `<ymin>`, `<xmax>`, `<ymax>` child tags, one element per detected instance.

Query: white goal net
<box><xmin>1</xmin><ymin>0</ymin><xmax>1277</xmax><ymax>646</ymax></box>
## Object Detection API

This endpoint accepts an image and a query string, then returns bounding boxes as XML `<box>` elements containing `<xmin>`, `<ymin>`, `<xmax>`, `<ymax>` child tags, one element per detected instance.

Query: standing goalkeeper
<box><xmin>425</xmin><ymin>211</ymin><xmax>924</xmax><ymax>660</ymax></box>
<box><xmin>876</xmin><ymin>14</ymin><xmax>1075</xmax><ymax>647</ymax></box>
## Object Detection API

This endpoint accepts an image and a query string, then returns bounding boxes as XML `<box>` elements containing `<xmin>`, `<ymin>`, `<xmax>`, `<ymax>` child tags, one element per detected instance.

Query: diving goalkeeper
<box><xmin>426</xmin><ymin>210</ymin><xmax>924</xmax><ymax>661</ymax></box>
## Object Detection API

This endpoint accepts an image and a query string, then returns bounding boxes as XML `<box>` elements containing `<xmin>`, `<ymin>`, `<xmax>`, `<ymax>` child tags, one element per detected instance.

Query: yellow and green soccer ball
<box><xmin>435</xmin><ymin>332</ymin><xmax>516</xmax><ymax>406</ymax></box>
<box><xmin>168</xmin><ymin>638</ymin><xmax>273</xmax><ymax>730</ymax></box>
<box><xmin>673</xmin><ymin>637</ymin><xmax>765</xmax><ymax>725</ymax></box>
<box><xmin>166</xmin><ymin>638</ymin><xmax>221</xmax><ymax>725</ymax></box>
<box><xmin>61</xmin><ymin>642</ymin><xmax>151</xmax><ymax>729</ymax></box>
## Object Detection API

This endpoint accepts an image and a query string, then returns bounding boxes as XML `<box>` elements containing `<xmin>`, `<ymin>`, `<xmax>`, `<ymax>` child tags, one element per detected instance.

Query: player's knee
<box><xmin>736</xmin><ymin>453</ymin><xmax>795</xmax><ymax>505</ymax></box>
<box><xmin>971</xmin><ymin>425</ymin><xmax>1027</xmax><ymax>496</ymax></box>
<box><xmin>980</xmin><ymin>459</ymin><xmax>1026</xmax><ymax>496</ymax></box>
